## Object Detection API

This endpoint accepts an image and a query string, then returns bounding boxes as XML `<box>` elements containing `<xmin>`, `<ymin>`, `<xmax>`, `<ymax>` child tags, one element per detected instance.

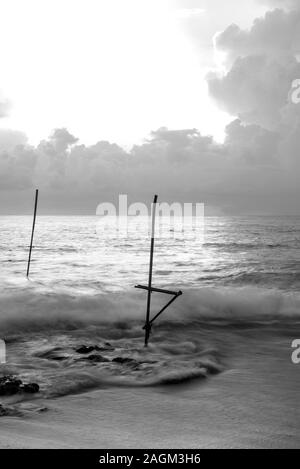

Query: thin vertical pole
<box><xmin>144</xmin><ymin>194</ymin><xmax>158</xmax><ymax>346</ymax></box>
<box><xmin>26</xmin><ymin>189</ymin><xmax>39</xmax><ymax>278</ymax></box>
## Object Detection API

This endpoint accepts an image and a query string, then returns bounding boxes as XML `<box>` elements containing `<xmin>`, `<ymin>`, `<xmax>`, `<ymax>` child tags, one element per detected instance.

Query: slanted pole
<box><xmin>147</xmin><ymin>291</ymin><xmax>182</xmax><ymax>327</ymax></box>
<box><xmin>26</xmin><ymin>189</ymin><xmax>39</xmax><ymax>278</ymax></box>
<box><xmin>144</xmin><ymin>194</ymin><xmax>158</xmax><ymax>346</ymax></box>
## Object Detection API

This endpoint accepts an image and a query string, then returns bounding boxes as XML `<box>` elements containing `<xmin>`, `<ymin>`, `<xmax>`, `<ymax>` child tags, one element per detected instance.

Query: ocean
<box><xmin>0</xmin><ymin>215</ymin><xmax>300</xmax><ymax>448</ymax></box>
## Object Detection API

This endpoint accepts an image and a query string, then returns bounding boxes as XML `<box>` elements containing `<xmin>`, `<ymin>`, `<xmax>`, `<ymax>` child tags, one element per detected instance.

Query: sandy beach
<box><xmin>1</xmin><ymin>325</ymin><xmax>299</xmax><ymax>449</ymax></box>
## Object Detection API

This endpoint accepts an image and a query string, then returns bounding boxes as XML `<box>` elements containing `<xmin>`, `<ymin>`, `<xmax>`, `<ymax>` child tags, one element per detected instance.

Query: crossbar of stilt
<box><xmin>135</xmin><ymin>284</ymin><xmax>179</xmax><ymax>296</ymax></box>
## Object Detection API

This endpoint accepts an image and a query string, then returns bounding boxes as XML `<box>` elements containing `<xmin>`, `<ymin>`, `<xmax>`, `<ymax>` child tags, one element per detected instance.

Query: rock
<box><xmin>0</xmin><ymin>376</ymin><xmax>22</xmax><ymax>396</ymax></box>
<box><xmin>82</xmin><ymin>354</ymin><xmax>110</xmax><ymax>363</ymax></box>
<box><xmin>0</xmin><ymin>375</ymin><xmax>39</xmax><ymax>395</ymax></box>
<box><xmin>112</xmin><ymin>357</ymin><xmax>136</xmax><ymax>365</ymax></box>
<box><xmin>0</xmin><ymin>376</ymin><xmax>22</xmax><ymax>386</ymax></box>
<box><xmin>20</xmin><ymin>383</ymin><xmax>40</xmax><ymax>394</ymax></box>
<box><xmin>0</xmin><ymin>382</ymin><xmax>20</xmax><ymax>396</ymax></box>
<box><xmin>75</xmin><ymin>346</ymin><xmax>95</xmax><ymax>354</ymax></box>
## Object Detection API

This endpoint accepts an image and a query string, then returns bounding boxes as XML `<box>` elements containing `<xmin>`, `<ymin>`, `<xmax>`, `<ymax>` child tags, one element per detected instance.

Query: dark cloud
<box><xmin>0</xmin><ymin>123</ymin><xmax>291</xmax><ymax>215</ymax></box>
<box><xmin>208</xmin><ymin>55</ymin><xmax>300</xmax><ymax>129</ymax></box>
<box><xmin>205</xmin><ymin>0</ymin><xmax>300</xmax><ymax>213</ymax></box>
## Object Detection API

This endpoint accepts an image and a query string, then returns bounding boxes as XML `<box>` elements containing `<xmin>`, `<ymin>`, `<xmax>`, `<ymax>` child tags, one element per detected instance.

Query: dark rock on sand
<box><xmin>76</xmin><ymin>343</ymin><xmax>115</xmax><ymax>354</ymax></box>
<box><xmin>0</xmin><ymin>376</ymin><xmax>22</xmax><ymax>396</ymax></box>
<box><xmin>0</xmin><ymin>376</ymin><xmax>22</xmax><ymax>386</ymax></box>
<box><xmin>0</xmin><ymin>382</ymin><xmax>20</xmax><ymax>396</ymax></box>
<box><xmin>112</xmin><ymin>357</ymin><xmax>136</xmax><ymax>365</ymax></box>
<box><xmin>20</xmin><ymin>383</ymin><xmax>40</xmax><ymax>393</ymax></box>
<box><xmin>0</xmin><ymin>375</ymin><xmax>40</xmax><ymax>396</ymax></box>
<box><xmin>75</xmin><ymin>346</ymin><xmax>95</xmax><ymax>354</ymax></box>
<box><xmin>82</xmin><ymin>354</ymin><xmax>110</xmax><ymax>363</ymax></box>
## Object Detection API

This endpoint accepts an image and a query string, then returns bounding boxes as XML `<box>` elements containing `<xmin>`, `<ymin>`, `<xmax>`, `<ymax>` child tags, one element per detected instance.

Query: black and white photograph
<box><xmin>0</xmin><ymin>0</ymin><xmax>300</xmax><ymax>454</ymax></box>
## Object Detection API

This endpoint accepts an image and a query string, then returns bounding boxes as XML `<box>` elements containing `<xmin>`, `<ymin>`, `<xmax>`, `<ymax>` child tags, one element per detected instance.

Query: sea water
<box><xmin>0</xmin><ymin>216</ymin><xmax>299</xmax><ymax>418</ymax></box>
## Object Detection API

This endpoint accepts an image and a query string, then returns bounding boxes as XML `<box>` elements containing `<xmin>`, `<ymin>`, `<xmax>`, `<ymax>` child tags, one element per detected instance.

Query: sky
<box><xmin>0</xmin><ymin>0</ymin><xmax>300</xmax><ymax>214</ymax></box>
<box><xmin>0</xmin><ymin>0</ymin><xmax>268</xmax><ymax>146</ymax></box>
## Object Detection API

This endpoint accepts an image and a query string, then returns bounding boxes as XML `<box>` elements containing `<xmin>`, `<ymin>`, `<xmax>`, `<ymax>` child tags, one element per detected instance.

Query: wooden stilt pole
<box><xmin>135</xmin><ymin>195</ymin><xmax>183</xmax><ymax>345</ymax></box>
<box><xmin>144</xmin><ymin>194</ymin><xmax>158</xmax><ymax>346</ymax></box>
<box><xmin>26</xmin><ymin>189</ymin><xmax>39</xmax><ymax>278</ymax></box>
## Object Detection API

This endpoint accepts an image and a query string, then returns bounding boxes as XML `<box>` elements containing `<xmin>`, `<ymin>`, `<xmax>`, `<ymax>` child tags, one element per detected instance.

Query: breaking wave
<box><xmin>1</xmin><ymin>283</ymin><xmax>300</xmax><ymax>338</ymax></box>
<box><xmin>1</xmin><ymin>282</ymin><xmax>299</xmax><ymax>401</ymax></box>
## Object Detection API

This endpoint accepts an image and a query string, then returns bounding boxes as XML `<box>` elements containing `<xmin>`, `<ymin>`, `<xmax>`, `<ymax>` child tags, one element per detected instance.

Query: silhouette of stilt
<box><xmin>135</xmin><ymin>194</ymin><xmax>182</xmax><ymax>346</ymax></box>
<box><xmin>144</xmin><ymin>194</ymin><xmax>158</xmax><ymax>346</ymax></box>
<box><xmin>26</xmin><ymin>189</ymin><xmax>39</xmax><ymax>278</ymax></box>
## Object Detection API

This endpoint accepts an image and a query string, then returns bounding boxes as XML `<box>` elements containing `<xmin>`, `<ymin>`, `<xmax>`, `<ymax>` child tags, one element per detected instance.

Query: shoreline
<box><xmin>0</xmin><ymin>329</ymin><xmax>299</xmax><ymax>449</ymax></box>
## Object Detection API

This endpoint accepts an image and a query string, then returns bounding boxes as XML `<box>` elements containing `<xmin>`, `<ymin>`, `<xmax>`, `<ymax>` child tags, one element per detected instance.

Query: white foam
<box><xmin>0</xmin><ymin>284</ymin><xmax>299</xmax><ymax>337</ymax></box>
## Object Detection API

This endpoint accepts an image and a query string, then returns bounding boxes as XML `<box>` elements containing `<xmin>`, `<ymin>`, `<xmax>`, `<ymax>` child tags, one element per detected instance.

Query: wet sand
<box><xmin>0</xmin><ymin>327</ymin><xmax>299</xmax><ymax>448</ymax></box>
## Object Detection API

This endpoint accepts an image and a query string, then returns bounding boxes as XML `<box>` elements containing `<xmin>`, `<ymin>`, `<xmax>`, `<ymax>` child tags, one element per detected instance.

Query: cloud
<box><xmin>208</xmin><ymin>55</ymin><xmax>300</xmax><ymax>129</ymax></box>
<box><xmin>258</xmin><ymin>0</ymin><xmax>300</xmax><ymax>10</ymax></box>
<box><xmin>215</xmin><ymin>7</ymin><xmax>300</xmax><ymax>64</ymax></box>
<box><xmin>207</xmin><ymin>0</ymin><xmax>300</xmax><ymax>130</ymax></box>
<box><xmin>1</xmin><ymin>1</ymin><xmax>300</xmax><ymax>215</ymax></box>
<box><xmin>0</xmin><ymin>129</ymin><xmax>28</xmax><ymax>151</ymax></box>
<box><xmin>0</xmin><ymin>146</ymin><xmax>36</xmax><ymax>192</ymax></box>
<box><xmin>47</xmin><ymin>128</ymin><xmax>79</xmax><ymax>153</ymax></box>
<box><xmin>205</xmin><ymin>0</ymin><xmax>300</xmax><ymax>213</ymax></box>
<box><xmin>0</xmin><ymin>123</ymin><xmax>291</xmax><ymax>215</ymax></box>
